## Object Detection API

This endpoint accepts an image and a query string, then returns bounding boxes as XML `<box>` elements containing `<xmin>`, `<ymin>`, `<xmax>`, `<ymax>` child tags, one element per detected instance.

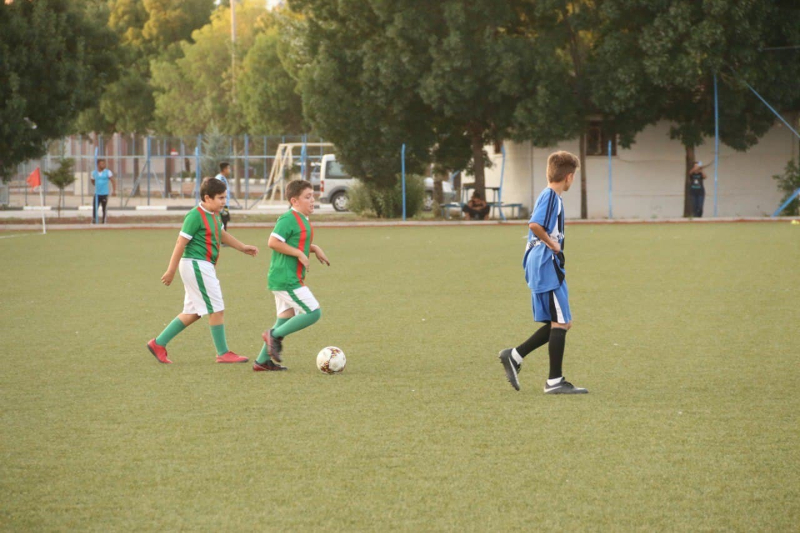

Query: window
<box><xmin>586</xmin><ymin>121</ymin><xmax>617</xmax><ymax>156</ymax></box>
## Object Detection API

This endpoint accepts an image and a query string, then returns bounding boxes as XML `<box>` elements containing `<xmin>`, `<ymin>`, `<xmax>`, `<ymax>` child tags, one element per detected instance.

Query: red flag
<box><xmin>26</xmin><ymin>167</ymin><xmax>41</xmax><ymax>188</ymax></box>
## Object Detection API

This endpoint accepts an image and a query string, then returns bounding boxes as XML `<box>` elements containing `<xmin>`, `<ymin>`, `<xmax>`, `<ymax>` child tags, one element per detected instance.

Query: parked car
<box><xmin>318</xmin><ymin>154</ymin><xmax>456</xmax><ymax>212</ymax></box>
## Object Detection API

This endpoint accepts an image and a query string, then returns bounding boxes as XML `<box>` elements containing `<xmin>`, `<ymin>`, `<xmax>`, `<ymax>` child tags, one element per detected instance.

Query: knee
<box><xmin>309</xmin><ymin>308</ymin><xmax>322</xmax><ymax>323</ymax></box>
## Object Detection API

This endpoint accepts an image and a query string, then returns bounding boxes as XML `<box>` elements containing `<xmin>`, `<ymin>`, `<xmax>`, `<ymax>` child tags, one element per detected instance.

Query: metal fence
<box><xmin>6</xmin><ymin>133</ymin><xmax>334</xmax><ymax>209</ymax></box>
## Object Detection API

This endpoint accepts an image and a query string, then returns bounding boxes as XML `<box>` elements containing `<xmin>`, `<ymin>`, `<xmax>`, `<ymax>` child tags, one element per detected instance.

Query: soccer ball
<box><xmin>316</xmin><ymin>346</ymin><xmax>346</xmax><ymax>374</ymax></box>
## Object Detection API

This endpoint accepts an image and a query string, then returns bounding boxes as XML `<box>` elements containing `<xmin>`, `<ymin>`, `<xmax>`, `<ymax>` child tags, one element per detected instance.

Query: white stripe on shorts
<box><xmin>552</xmin><ymin>292</ymin><xmax>565</xmax><ymax>323</ymax></box>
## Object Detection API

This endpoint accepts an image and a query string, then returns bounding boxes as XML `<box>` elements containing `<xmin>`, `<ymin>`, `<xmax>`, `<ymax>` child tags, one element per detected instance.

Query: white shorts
<box><xmin>179</xmin><ymin>259</ymin><xmax>224</xmax><ymax>316</ymax></box>
<box><xmin>273</xmin><ymin>286</ymin><xmax>320</xmax><ymax>316</ymax></box>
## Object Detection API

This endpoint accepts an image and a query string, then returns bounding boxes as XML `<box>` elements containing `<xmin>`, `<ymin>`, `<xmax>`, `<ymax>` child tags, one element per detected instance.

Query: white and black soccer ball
<box><xmin>316</xmin><ymin>346</ymin><xmax>346</xmax><ymax>374</ymax></box>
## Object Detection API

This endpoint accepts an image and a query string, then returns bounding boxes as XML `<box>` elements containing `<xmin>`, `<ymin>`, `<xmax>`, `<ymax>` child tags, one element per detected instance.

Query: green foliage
<box><xmin>44</xmin><ymin>158</ymin><xmax>76</xmax><ymax>217</ymax></box>
<box><xmin>773</xmin><ymin>159</ymin><xmax>800</xmax><ymax>216</ymax></box>
<box><xmin>0</xmin><ymin>0</ymin><xmax>119</xmax><ymax>180</ymax></box>
<box><xmin>151</xmin><ymin>0</ymin><xmax>267</xmax><ymax>136</ymax></box>
<box><xmin>73</xmin><ymin>0</ymin><xmax>215</xmax><ymax>134</ymax></box>
<box><xmin>347</xmin><ymin>175</ymin><xmax>425</xmax><ymax>218</ymax></box>
<box><xmin>201</xmin><ymin>123</ymin><xmax>230</xmax><ymax>178</ymax></box>
<box><xmin>239</xmin><ymin>25</ymin><xmax>305</xmax><ymax>134</ymax></box>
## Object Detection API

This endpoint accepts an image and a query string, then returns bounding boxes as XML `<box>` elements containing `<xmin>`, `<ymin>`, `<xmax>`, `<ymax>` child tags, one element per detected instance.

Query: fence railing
<box><xmin>7</xmin><ymin>133</ymin><xmax>335</xmax><ymax>209</ymax></box>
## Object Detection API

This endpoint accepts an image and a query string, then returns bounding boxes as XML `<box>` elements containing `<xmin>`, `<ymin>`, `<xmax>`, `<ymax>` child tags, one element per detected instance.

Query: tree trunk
<box><xmin>684</xmin><ymin>144</ymin><xmax>695</xmax><ymax>217</ymax></box>
<box><xmin>470</xmin><ymin>130</ymin><xmax>486</xmax><ymax>201</ymax></box>
<box><xmin>433</xmin><ymin>166</ymin><xmax>445</xmax><ymax>217</ymax></box>
<box><xmin>579</xmin><ymin>131</ymin><xmax>588</xmax><ymax>219</ymax></box>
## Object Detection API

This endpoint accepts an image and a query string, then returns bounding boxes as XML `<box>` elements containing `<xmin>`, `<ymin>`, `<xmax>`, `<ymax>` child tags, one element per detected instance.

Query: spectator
<box><xmin>462</xmin><ymin>191</ymin><xmax>491</xmax><ymax>220</ymax></box>
<box><xmin>688</xmin><ymin>161</ymin><xmax>707</xmax><ymax>217</ymax></box>
<box><xmin>91</xmin><ymin>158</ymin><xmax>116</xmax><ymax>224</ymax></box>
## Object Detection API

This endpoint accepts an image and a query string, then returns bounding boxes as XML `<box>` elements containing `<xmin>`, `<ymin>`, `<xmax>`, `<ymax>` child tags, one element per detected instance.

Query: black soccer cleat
<box><xmin>543</xmin><ymin>378</ymin><xmax>588</xmax><ymax>394</ymax></box>
<box><xmin>498</xmin><ymin>348</ymin><xmax>521</xmax><ymax>391</ymax></box>
<box><xmin>261</xmin><ymin>328</ymin><xmax>284</xmax><ymax>363</ymax></box>
<box><xmin>253</xmin><ymin>359</ymin><xmax>287</xmax><ymax>372</ymax></box>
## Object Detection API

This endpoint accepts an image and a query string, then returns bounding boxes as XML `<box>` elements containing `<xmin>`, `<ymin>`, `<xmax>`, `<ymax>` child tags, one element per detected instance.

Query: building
<box><xmin>482</xmin><ymin>119</ymin><xmax>799</xmax><ymax>219</ymax></box>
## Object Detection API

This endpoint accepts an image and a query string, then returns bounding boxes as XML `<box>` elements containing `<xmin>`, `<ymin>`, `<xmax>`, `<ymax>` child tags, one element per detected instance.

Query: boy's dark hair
<box><xmin>286</xmin><ymin>179</ymin><xmax>313</xmax><ymax>202</ymax></box>
<box><xmin>97</xmin><ymin>159</ymin><xmax>106</xmax><ymax>165</ymax></box>
<box><xmin>200</xmin><ymin>176</ymin><xmax>227</xmax><ymax>200</ymax></box>
<box><xmin>219</xmin><ymin>162</ymin><xmax>230</xmax><ymax>172</ymax></box>
<box><xmin>546</xmin><ymin>151</ymin><xmax>580</xmax><ymax>183</ymax></box>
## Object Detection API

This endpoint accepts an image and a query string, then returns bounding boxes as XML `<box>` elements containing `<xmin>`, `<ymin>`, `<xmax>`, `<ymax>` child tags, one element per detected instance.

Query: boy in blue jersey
<box><xmin>499</xmin><ymin>151</ymin><xmax>588</xmax><ymax>394</ymax></box>
<box><xmin>91</xmin><ymin>159</ymin><xmax>116</xmax><ymax>224</ymax></box>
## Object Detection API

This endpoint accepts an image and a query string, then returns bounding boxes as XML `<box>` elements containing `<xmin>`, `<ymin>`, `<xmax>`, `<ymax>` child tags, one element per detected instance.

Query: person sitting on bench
<box><xmin>462</xmin><ymin>191</ymin><xmax>491</xmax><ymax>220</ymax></box>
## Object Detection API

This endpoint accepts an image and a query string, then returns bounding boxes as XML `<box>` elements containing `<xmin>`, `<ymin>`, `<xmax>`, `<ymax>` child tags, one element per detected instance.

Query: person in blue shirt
<box><xmin>688</xmin><ymin>161</ymin><xmax>707</xmax><ymax>217</ymax></box>
<box><xmin>498</xmin><ymin>151</ymin><xmax>587</xmax><ymax>395</ymax></box>
<box><xmin>91</xmin><ymin>159</ymin><xmax>116</xmax><ymax>224</ymax></box>
<box><xmin>214</xmin><ymin>162</ymin><xmax>231</xmax><ymax>230</ymax></box>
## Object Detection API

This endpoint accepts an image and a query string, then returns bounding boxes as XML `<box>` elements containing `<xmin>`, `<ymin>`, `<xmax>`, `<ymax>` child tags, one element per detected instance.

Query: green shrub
<box><xmin>772</xmin><ymin>159</ymin><xmax>800</xmax><ymax>216</ymax></box>
<box><xmin>348</xmin><ymin>175</ymin><xmax>425</xmax><ymax>218</ymax></box>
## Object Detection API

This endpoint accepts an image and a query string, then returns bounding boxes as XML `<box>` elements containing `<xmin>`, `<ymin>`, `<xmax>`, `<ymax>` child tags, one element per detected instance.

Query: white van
<box><xmin>318</xmin><ymin>154</ymin><xmax>456</xmax><ymax>212</ymax></box>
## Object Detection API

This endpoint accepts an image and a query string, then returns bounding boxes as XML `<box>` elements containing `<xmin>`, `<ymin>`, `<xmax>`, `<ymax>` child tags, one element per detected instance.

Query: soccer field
<box><xmin>1</xmin><ymin>223</ymin><xmax>798</xmax><ymax>530</ymax></box>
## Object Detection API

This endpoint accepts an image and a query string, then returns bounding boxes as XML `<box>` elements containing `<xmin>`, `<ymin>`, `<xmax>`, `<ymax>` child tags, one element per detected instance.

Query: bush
<box><xmin>772</xmin><ymin>159</ymin><xmax>800</xmax><ymax>216</ymax></box>
<box><xmin>348</xmin><ymin>175</ymin><xmax>425</xmax><ymax>218</ymax></box>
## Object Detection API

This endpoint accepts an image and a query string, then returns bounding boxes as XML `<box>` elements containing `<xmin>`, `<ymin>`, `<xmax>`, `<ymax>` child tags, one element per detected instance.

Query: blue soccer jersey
<box><xmin>91</xmin><ymin>169</ymin><xmax>113</xmax><ymax>195</ymax></box>
<box><xmin>524</xmin><ymin>187</ymin><xmax>565</xmax><ymax>293</ymax></box>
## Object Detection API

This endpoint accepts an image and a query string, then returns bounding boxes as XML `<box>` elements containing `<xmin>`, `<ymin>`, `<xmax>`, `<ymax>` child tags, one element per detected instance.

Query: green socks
<box><xmin>256</xmin><ymin>318</ymin><xmax>289</xmax><ymax>364</ymax></box>
<box><xmin>155</xmin><ymin>317</ymin><xmax>187</xmax><ymax>347</ymax></box>
<box><xmin>273</xmin><ymin>309</ymin><xmax>321</xmax><ymax>339</ymax></box>
<box><xmin>210</xmin><ymin>324</ymin><xmax>229</xmax><ymax>356</ymax></box>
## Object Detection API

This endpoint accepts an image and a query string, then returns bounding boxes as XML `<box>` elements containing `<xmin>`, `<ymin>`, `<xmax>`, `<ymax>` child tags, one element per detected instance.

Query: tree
<box><xmin>625</xmin><ymin>0</ymin><xmax>800</xmax><ymax>216</ymax></box>
<box><xmin>44</xmin><ymin>158</ymin><xmax>76</xmax><ymax>218</ymax></box>
<box><xmin>291</xmin><ymin>0</ymin><xmax>437</xmax><ymax>191</ymax></box>
<box><xmin>0</xmin><ymin>0</ymin><xmax>119</xmax><ymax>180</ymax></box>
<box><xmin>238</xmin><ymin>23</ymin><xmax>306</xmax><ymax>135</ymax></box>
<box><xmin>74</xmin><ymin>0</ymin><xmax>215</xmax><ymax>134</ymax></box>
<box><xmin>292</xmin><ymin>0</ymin><xmax>535</xmax><ymax>199</ymax></box>
<box><xmin>150</xmin><ymin>0</ymin><xmax>267</xmax><ymax>136</ymax></box>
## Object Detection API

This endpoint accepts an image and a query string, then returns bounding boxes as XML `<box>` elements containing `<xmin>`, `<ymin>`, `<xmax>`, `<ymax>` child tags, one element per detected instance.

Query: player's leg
<box><xmin>543</xmin><ymin>283</ymin><xmax>587</xmax><ymax>394</ymax></box>
<box><xmin>221</xmin><ymin>206</ymin><xmax>230</xmax><ymax>231</ymax></box>
<box><xmin>255</xmin><ymin>299</ymin><xmax>293</xmax><ymax>370</ymax></box>
<box><xmin>186</xmin><ymin>259</ymin><xmax>246</xmax><ymax>363</ymax></box>
<box><xmin>99</xmin><ymin>195</ymin><xmax>108</xmax><ymax>223</ymax></box>
<box><xmin>263</xmin><ymin>288</ymin><xmax>321</xmax><ymax>362</ymax></box>
<box><xmin>499</xmin><ymin>294</ymin><xmax>552</xmax><ymax>391</ymax></box>
<box><xmin>147</xmin><ymin>268</ymin><xmax>204</xmax><ymax>363</ymax></box>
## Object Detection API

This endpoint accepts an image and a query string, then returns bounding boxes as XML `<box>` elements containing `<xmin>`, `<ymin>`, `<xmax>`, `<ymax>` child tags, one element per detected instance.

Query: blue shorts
<box><xmin>532</xmin><ymin>282</ymin><xmax>571</xmax><ymax>324</ymax></box>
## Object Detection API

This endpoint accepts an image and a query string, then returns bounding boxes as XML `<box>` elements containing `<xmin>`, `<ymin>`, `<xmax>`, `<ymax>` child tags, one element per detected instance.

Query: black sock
<box><xmin>515</xmin><ymin>323</ymin><xmax>551</xmax><ymax>358</ymax></box>
<box><xmin>548</xmin><ymin>327</ymin><xmax>567</xmax><ymax>379</ymax></box>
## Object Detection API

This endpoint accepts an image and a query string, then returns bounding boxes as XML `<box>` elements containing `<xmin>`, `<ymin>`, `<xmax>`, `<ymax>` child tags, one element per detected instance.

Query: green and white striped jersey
<box><xmin>180</xmin><ymin>205</ymin><xmax>223</xmax><ymax>264</ymax></box>
<box><xmin>268</xmin><ymin>209</ymin><xmax>314</xmax><ymax>291</ymax></box>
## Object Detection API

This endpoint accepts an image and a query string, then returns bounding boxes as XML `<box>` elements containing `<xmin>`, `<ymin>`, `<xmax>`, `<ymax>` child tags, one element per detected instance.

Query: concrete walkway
<box><xmin>2</xmin><ymin>217</ymin><xmax>797</xmax><ymax>232</ymax></box>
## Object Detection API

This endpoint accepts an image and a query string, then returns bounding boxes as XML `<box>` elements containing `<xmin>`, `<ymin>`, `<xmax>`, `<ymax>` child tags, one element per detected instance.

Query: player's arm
<box><xmin>221</xmin><ymin>230</ymin><xmax>258</xmax><ymax>256</ymax></box>
<box><xmin>161</xmin><ymin>236</ymin><xmax>190</xmax><ymax>286</ymax></box>
<box><xmin>268</xmin><ymin>235</ymin><xmax>310</xmax><ymax>269</ymax></box>
<box><xmin>110</xmin><ymin>176</ymin><xmax>117</xmax><ymax>195</ymax></box>
<box><xmin>529</xmin><ymin>222</ymin><xmax>560</xmax><ymax>253</ymax></box>
<box><xmin>310</xmin><ymin>244</ymin><xmax>330</xmax><ymax>266</ymax></box>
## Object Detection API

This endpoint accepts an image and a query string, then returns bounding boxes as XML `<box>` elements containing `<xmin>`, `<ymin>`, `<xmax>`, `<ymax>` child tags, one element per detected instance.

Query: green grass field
<box><xmin>2</xmin><ymin>223</ymin><xmax>798</xmax><ymax>531</ymax></box>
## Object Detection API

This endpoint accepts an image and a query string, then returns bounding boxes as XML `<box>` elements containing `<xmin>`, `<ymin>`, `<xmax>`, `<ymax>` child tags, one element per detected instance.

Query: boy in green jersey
<box><xmin>254</xmin><ymin>180</ymin><xmax>330</xmax><ymax>371</ymax></box>
<box><xmin>147</xmin><ymin>177</ymin><xmax>259</xmax><ymax>364</ymax></box>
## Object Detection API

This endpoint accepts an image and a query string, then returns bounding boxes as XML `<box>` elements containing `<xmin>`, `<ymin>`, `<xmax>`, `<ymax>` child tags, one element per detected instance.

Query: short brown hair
<box><xmin>286</xmin><ymin>179</ymin><xmax>312</xmax><ymax>202</ymax></box>
<box><xmin>200</xmin><ymin>176</ymin><xmax>227</xmax><ymax>200</ymax></box>
<box><xmin>547</xmin><ymin>151</ymin><xmax>580</xmax><ymax>183</ymax></box>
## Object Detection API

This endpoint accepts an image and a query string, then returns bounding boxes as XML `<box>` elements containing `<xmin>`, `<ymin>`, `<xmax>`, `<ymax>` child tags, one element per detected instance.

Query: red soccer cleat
<box><xmin>147</xmin><ymin>339</ymin><xmax>173</xmax><ymax>364</ymax></box>
<box><xmin>216</xmin><ymin>351</ymin><xmax>249</xmax><ymax>364</ymax></box>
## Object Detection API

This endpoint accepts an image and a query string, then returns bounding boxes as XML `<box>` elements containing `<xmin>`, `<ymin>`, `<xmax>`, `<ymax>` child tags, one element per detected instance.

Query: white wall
<box><xmin>482</xmin><ymin>120</ymin><xmax>799</xmax><ymax>219</ymax></box>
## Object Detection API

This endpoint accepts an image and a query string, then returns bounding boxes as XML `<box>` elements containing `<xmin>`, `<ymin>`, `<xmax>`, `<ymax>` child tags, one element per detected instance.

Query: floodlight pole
<box><xmin>713</xmin><ymin>72</ymin><xmax>719</xmax><ymax>217</ymax></box>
